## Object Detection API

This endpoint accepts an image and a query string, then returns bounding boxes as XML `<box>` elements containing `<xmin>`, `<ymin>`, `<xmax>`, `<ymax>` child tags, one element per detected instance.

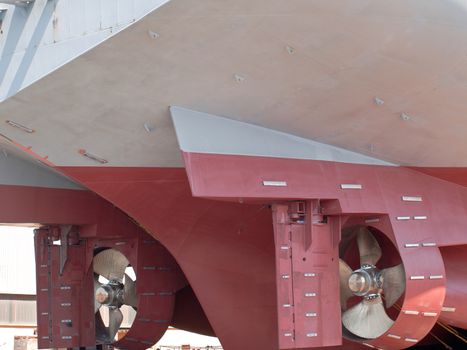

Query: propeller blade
<box><xmin>357</xmin><ymin>227</ymin><xmax>382</xmax><ymax>266</ymax></box>
<box><xmin>93</xmin><ymin>249</ymin><xmax>129</xmax><ymax>281</ymax></box>
<box><xmin>339</xmin><ymin>259</ymin><xmax>353</xmax><ymax>310</ymax></box>
<box><xmin>94</xmin><ymin>276</ymin><xmax>102</xmax><ymax>313</ymax></box>
<box><xmin>124</xmin><ymin>273</ymin><xmax>138</xmax><ymax>308</ymax></box>
<box><xmin>95</xmin><ymin>310</ymin><xmax>108</xmax><ymax>343</ymax></box>
<box><xmin>342</xmin><ymin>295</ymin><xmax>394</xmax><ymax>339</ymax></box>
<box><xmin>108</xmin><ymin>307</ymin><xmax>123</xmax><ymax>341</ymax></box>
<box><xmin>382</xmin><ymin>264</ymin><xmax>406</xmax><ymax>308</ymax></box>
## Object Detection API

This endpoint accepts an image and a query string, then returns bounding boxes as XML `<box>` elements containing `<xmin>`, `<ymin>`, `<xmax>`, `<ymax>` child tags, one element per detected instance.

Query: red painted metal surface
<box><xmin>58</xmin><ymin>167</ymin><xmax>283</xmax><ymax>350</ymax></box>
<box><xmin>0</xmin><ymin>184</ymin><xmax>145</xmax><ymax>232</ymax></box>
<box><xmin>171</xmin><ymin>286</ymin><xmax>215</xmax><ymax>336</ymax></box>
<box><xmin>0</xmin><ymin>185</ymin><xmax>101</xmax><ymax>224</ymax></box>
<box><xmin>4</xmin><ymin>182</ymin><xmax>191</xmax><ymax>350</ymax></box>
<box><xmin>181</xmin><ymin>152</ymin><xmax>467</xmax><ymax>248</ymax></box>
<box><xmin>0</xmin><ymin>148</ymin><xmax>460</xmax><ymax>349</ymax></box>
<box><xmin>178</xmin><ymin>153</ymin><xmax>453</xmax><ymax>349</ymax></box>
<box><xmin>273</xmin><ymin>202</ymin><xmax>341</xmax><ymax>348</ymax></box>
<box><xmin>35</xmin><ymin>227</ymin><xmax>95</xmax><ymax>348</ymax></box>
<box><xmin>55</xmin><ymin>150</ymin><xmax>467</xmax><ymax>349</ymax></box>
<box><xmin>409</xmin><ymin>167</ymin><xmax>467</xmax><ymax>187</ymax></box>
<box><xmin>439</xmin><ymin>245</ymin><xmax>467</xmax><ymax>329</ymax></box>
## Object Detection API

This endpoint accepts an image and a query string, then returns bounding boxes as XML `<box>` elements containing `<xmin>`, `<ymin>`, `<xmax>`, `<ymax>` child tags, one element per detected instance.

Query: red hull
<box><xmin>54</xmin><ymin>152</ymin><xmax>467</xmax><ymax>349</ymax></box>
<box><xmin>3</xmin><ymin>152</ymin><xmax>466</xmax><ymax>349</ymax></box>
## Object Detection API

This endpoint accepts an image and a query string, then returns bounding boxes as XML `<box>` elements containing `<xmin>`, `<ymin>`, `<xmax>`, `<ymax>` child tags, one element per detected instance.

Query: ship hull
<box><xmin>55</xmin><ymin>150</ymin><xmax>467</xmax><ymax>349</ymax></box>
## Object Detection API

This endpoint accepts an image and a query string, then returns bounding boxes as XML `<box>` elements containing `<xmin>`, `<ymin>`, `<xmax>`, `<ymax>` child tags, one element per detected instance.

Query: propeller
<box><xmin>124</xmin><ymin>273</ymin><xmax>138</xmax><ymax>308</ymax></box>
<box><xmin>340</xmin><ymin>226</ymin><xmax>406</xmax><ymax>339</ymax></box>
<box><xmin>381</xmin><ymin>264</ymin><xmax>405</xmax><ymax>308</ymax></box>
<box><xmin>93</xmin><ymin>248</ymin><xmax>129</xmax><ymax>281</ymax></box>
<box><xmin>356</xmin><ymin>227</ymin><xmax>382</xmax><ymax>266</ymax></box>
<box><xmin>339</xmin><ymin>259</ymin><xmax>353</xmax><ymax>310</ymax></box>
<box><xmin>342</xmin><ymin>295</ymin><xmax>394</xmax><ymax>339</ymax></box>
<box><xmin>93</xmin><ymin>249</ymin><xmax>138</xmax><ymax>343</ymax></box>
<box><xmin>108</xmin><ymin>308</ymin><xmax>124</xmax><ymax>341</ymax></box>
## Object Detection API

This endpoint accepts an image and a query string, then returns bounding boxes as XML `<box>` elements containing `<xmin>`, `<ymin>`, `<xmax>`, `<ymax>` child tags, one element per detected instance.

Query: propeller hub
<box><xmin>95</xmin><ymin>286</ymin><xmax>111</xmax><ymax>304</ymax></box>
<box><xmin>348</xmin><ymin>270</ymin><xmax>371</xmax><ymax>296</ymax></box>
<box><xmin>348</xmin><ymin>267</ymin><xmax>382</xmax><ymax>297</ymax></box>
<box><xmin>95</xmin><ymin>282</ymin><xmax>124</xmax><ymax>308</ymax></box>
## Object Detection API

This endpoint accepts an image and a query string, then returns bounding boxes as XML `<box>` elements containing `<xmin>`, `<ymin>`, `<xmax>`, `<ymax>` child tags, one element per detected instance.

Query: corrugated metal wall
<box><xmin>0</xmin><ymin>300</ymin><xmax>36</xmax><ymax>326</ymax></box>
<box><xmin>0</xmin><ymin>227</ymin><xmax>36</xmax><ymax>295</ymax></box>
<box><xmin>0</xmin><ymin>226</ymin><xmax>36</xmax><ymax>326</ymax></box>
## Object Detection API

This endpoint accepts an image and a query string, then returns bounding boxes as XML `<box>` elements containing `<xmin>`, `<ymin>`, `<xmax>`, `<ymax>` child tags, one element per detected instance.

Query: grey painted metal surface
<box><xmin>1</xmin><ymin>1</ymin><xmax>467</xmax><ymax>167</ymax></box>
<box><xmin>1</xmin><ymin>1</ymin><xmax>35</xmax><ymax>7</ymax></box>
<box><xmin>0</xmin><ymin>141</ymin><xmax>82</xmax><ymax>189</ymax></box>
<box><xmin>171</xmin><ymin>107</ymin><xmax>394</xmax><ymax>166</ymax></box>
<box><xmin>0</xmin><ymin>0</ymin><xmax>170</xmax><ymax>101</ymax></box>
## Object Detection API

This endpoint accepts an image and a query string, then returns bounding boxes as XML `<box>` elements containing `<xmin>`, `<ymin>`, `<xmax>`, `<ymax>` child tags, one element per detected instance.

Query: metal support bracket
<box><xmin>59</xmin><ymin>225</ymin><xmax>73</xmax><ymax>275</ymax></box>
<box><xmin>35</xmin><ymin>226</ymin><xmax>95</xmax><ymax>349</ymax></box>
<box><xmin>272</xmin><ymin>201</ymin><xmax>342</xmax><ymax>349</ymax></box>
